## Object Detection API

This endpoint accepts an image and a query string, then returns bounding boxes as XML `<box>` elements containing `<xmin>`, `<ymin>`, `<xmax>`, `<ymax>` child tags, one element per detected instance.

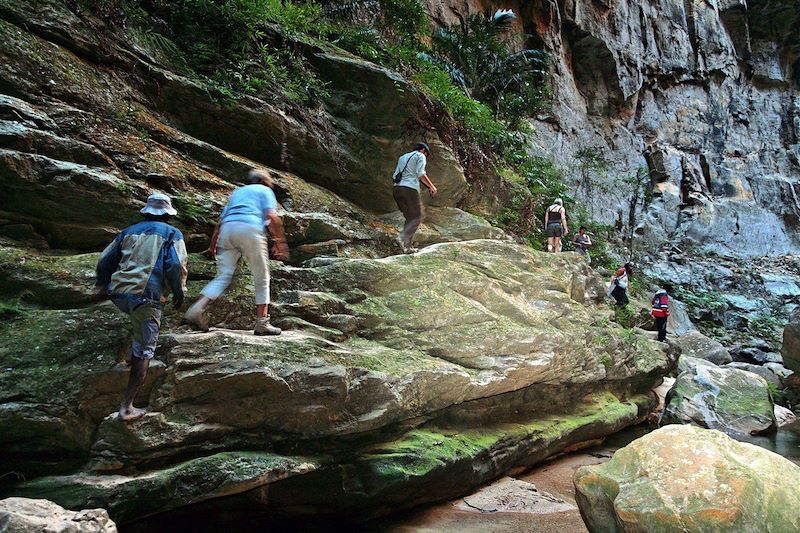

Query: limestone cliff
<box><xmin>433</xmin><ymin>0</ymin><xmax>800</xmax><ymax>257</ymax></box>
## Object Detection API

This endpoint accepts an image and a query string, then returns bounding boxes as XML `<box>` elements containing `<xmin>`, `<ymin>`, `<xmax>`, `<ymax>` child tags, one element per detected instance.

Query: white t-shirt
<box><xmin>393</xmin><ymin>151</ymin><xmax>427</xmax><ymax>191</ymax></box>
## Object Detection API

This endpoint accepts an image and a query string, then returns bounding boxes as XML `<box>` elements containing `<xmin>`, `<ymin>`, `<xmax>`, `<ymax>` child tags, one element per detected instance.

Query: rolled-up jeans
<box><xmin>201</xmin><ymin>221</ymin><xmax>270</xmax><ymax>305</ymax></box>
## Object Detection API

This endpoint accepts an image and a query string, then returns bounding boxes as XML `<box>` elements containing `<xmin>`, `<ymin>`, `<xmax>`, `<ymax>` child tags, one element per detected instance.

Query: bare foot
<box><xmin>117</xmin><ymin>405</ymin><xmax>147</xmax><ymax>422</ymax></box>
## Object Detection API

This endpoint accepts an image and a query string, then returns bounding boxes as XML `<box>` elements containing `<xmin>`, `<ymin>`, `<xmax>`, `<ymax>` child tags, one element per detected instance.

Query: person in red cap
<box><xmin>391</xmin><ymin>142</ymin><xmax>438</xmax><ymax>253</ymax></box>
<box><xmin>96</xmin><ymin>192</ymin><xmax>188</xmax><ymax>421</ymax></box>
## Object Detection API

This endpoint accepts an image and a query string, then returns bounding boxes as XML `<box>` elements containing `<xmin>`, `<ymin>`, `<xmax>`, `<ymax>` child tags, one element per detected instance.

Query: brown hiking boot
<box><xmin>254</xmin><ymin>315</ymin><xmax>281</xmax><ymax>336</ymax></box>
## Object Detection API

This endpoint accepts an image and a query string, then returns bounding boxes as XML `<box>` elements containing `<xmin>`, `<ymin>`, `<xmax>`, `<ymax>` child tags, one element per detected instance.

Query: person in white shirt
<box><xmin>391</xmin><ymin>142</ymin><xmax>438</xmax><ymax>253</ymax></box>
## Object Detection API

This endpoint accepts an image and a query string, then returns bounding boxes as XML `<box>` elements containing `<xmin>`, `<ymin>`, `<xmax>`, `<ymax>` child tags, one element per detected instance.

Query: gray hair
<box><xmin>554</xmin><ymin>198</ymin><xmax>563</xmax><ymax>205</ymax></box>
<box><xmin>246</xmin><ymin>168</ymin><xmax>273</xmax><ymax>187</ymax></box>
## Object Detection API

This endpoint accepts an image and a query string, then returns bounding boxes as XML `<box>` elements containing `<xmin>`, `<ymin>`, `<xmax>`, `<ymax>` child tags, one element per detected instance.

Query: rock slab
<box><xmin>574</xmin><ymin>425</ymin><xmax>800</xmax><ymax>533</ymax></box>
<box><xmin>0</xmin><ymin>497</ymin><xmax>116</xmax><ymax>533</ymax></box>
<box><xmin>663</xmin><ymin>362</ymin><xmax>776</xmax><ymax>436</ymax></box>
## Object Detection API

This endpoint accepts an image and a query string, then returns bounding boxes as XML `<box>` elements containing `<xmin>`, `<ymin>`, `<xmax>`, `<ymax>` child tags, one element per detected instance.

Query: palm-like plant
<box><xmin>426</xmin><ymin>9</ymin><xmax>548</xmax><ymax>122</ymax></box>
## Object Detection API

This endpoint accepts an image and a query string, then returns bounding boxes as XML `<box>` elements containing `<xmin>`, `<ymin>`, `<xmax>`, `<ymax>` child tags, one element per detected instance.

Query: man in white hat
<box><xmin>96</xmin><ymin>192</ymin><xmax>188</xmax><ymax>422</ymax></box>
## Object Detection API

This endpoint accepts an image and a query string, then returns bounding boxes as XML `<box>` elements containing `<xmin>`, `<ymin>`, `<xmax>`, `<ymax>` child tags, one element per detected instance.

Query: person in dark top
<box><xmin>544</xmin><ymin>198</ymin><xmax>568</xmax><ymax>252</ymax></box>
<box><xmin>572</xmin><ymin>226</ymin><xmax>592</xmax><ymax>259</ymax></box>
<box><xmin>608</xmin><ymin>262</ymin><xmax>633</xmax><ymax>307</ymax></box>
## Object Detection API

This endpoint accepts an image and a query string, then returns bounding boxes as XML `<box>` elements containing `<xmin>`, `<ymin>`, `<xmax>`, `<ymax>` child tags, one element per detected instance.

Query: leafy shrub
<box><xmin>748</xmin><ymin>313</ymin><xmax>783</xmax><ymax>344</ymax></box>
<box><xmin>428</xmin><ymin>10</ymin><xmax>549</xmax><ymax>123</ymax></box>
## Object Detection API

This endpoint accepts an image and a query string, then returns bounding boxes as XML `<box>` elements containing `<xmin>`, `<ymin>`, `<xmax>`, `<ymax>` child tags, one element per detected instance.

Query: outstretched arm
<box><xmin>266</xmin><ymin>210</ymin><xmax>289</xmax><ymax>261</ymax></box>
<box><xmin>207</xmin><ymin>222</ymin><xmax>221</xmax><ymax>259</ymax></box>
<box><xmin>420</xmin><ymin>175</ymin><xmax>437</xmax><ymax>196</ymax></box>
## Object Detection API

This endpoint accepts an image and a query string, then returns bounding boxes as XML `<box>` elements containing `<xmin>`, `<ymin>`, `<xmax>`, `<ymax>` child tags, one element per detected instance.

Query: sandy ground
<box><xmin>376</xmin><ymin>444</ymin><xmax>620</xmax><ymax>533</ymax></box>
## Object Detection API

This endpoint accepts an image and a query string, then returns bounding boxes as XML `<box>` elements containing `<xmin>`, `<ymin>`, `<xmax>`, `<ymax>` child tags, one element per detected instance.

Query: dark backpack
<box><xmin>393</xmin><ymin>153</ymin><xmax>419</xmax><ymax>184</ymax></box>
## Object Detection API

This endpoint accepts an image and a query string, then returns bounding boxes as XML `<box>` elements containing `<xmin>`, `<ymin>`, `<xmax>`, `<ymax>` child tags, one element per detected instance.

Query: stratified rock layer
<box><xmin>574</xmin><ymin>425</ymin><xmax>800</xmax><ymax>533</ymax></box>
<box><xmin>2</xmin><ymin>240</ymin><xmax>670</xmax><ymax>521</ymax></box>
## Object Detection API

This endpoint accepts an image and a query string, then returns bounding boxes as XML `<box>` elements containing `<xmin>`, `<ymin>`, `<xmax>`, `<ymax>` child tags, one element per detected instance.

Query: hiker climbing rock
<box><xmin>544</xmin><ymin>198</ymin><xmax>568</xmax><ymax>252</ymax></box>
<box><xmin>572</xmin><ymin>226</ymin><xmax>592</xmax><ymax>259</ymax></box>
<box><xmin>608</xmin><ymin>262</ymin><xmax>633</xmax><ymax>307</ymax></box>
<box><xmin>392</xmin><ymin>142</ymin><xmax>438</xmax><ymax>253</ymax></box>
<box><xmin>184</xmin><ymin>169</ymin><xmax>288</xmax><ymax>336</ymax></box>
<box><xmin>650</xmin><ymin>285</ymin><xmax>671</xmax><ymax>342</ymax></box>
<box><xmin>95</xmin><ymin>192</ymin><xmax>188</xmax><ymax>422</ymax></box>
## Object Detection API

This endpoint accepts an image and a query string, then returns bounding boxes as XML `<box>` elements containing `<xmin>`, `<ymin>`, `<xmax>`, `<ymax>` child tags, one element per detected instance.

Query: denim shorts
<box><xmin>112</xmin><ymin>295</ymin><xmax>162</xmax><ymax>360</ymax></box>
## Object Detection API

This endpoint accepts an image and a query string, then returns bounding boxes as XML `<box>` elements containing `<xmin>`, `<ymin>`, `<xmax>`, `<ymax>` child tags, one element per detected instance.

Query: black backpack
<box><xmin>393</xmin><ymin>153</ymin><xmax>419</xmax><ymax>184</ymax></box>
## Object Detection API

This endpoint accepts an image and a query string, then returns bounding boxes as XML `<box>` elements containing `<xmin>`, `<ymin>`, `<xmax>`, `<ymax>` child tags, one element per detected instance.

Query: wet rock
<box><xmin>775</xmin><ymin>405</ymin><xmax>797</xmax><ymax>428</ymax></box>
<box><xmin>0</xmin><ymin>497</ymin><xmax>117</xmax><ymax>533</ymax></box>
<box><xmin>574</xmin><ymin>425</ymin><xmax>800</xmax><ymax>533</ymax></box>
<box><xmin>665</xmin><ymin>298</ymin><xmax>695</xmax><ymax>336</ymax></box>
<box><xmin>3</xmin><ymin>243</ymin><xmax>671</xmax><ymax>521</ymax></box>
<box><xmin>663</xmin><ymin>363</ymin><xmax>776</xmax><ymax>436</ymax></box>
<box><xmin>671</xmin><ymin>331</ymin><xmax>732</xmax><ymax>365</ymax></box>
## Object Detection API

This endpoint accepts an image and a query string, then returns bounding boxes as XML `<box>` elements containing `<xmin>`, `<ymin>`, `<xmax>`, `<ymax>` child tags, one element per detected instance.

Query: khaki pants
<box><xmin>201</xmin><ymin>222</ymin><xmax>270</xmax><ymax>305</ymax></box>
<box><xmin>393</xmin><ymin>186</ymin><xmax>423</xmax><ymax>248</ymax></box>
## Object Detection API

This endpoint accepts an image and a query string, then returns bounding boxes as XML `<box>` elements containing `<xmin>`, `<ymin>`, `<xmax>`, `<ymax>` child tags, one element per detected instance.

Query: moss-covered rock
<box><xmin>574</xmin><ymin>425</ymin><xmax>800</xmax><ymax>532</ymax></box>
<box><xmin>663</xmin><ymin>362</ymin><xmax>776</xmax><ymax>436</ymax></box>
<box><xmin>15</xmin><ymin>452</ymin><xmax>317</xmax><ymax>523</ymax></box>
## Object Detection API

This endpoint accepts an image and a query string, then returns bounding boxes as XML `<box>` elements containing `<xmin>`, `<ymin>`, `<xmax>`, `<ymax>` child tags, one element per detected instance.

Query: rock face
<box><xmin>0</xmin><ymin>497</ymin><xmax>117</xmax><ymax>533</ymax></box>
<box><xmin>574</xmin><ymin>425</ymin><xmax>800</xmax><ymax>533</ymax></box>
<box><xmin>0</xmin><ymin>239</ymin><xmax>671</xmax><ymax>522</ymax></box>
<box><xmin>783</xmin><ymin>310</ymin><xmax>800</xmax><ymax>373</ymax></box>
<box><xmin>672</xmin><ymin>331</ymin><xmax>732</xmax><ymax>365</ymax></box>
<box><xmin>508</xmin><ymin>0</ymin><xmax>800</xmax><ymax>260</ymax></box>
<box><xmin>663</xmin><ymin>361</ymin><xmax>776</xmax><ymax>436</ymax></box>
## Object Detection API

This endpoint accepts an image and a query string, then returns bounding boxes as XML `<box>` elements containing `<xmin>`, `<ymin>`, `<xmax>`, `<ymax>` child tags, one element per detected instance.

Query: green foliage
<box><xmin>379</xmin><ymin>0</ymin><xmax>427</xmax><ymax>41</ymax></box>
<box><xmin>75</xmin><ymin>0</ymin><xmax>330</xmax><ymax>105</ymax></box>
<box><xmin>748</xmin><ymin>313</ymin><xmax>783</xmax><ymax>344</ymax></box>
<box><xmin>173</xmin><ymin>194</ymin><xmax>215</xmax><ymax>226</ymax></box>
<box><xmin>0</xmin><ymin>299</ymin><xmax>30</xmax><ymax>321</ymax></box>
<box><xmin>413</xmin><ymin>64</ymin><xmax>506</xmax><ymax>145</ymax></box>
<box><xmin>427</xmin><ymin>11</ymin><xmax>549</xmax><ymax>123</ymax></box>
<box><xmin>673</xmin><ymin>287</ymin><xmax>727</xmax><ymax>319</ymax></box>
<box><xmin>598</xmin><ymin>353</ymin><xmax>612</xmax><ymax>367</ymax></box>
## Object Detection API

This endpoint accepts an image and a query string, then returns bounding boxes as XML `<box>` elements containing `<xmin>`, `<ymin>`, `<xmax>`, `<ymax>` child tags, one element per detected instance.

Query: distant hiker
<box><xmin>572</xmin><ymin>226</ymin><xmax>592</xmax><ymax>258</ymax></box>
<box><xmin>544</xmin><ymin>199</ymin><xmax>568</xmax><ymax>252</ymax></box>
<box><xmin>184</xmin><ymin>169</ymin><xmax>288</xmax><ymax>336</ymax></box>
<box><xmin>608</xmin><ymin>262</ymin><xmax>633</xmax><ymax>307</ymax></box>
<box><xmin>651</xmin><ymin>285</ymin><xmax>671</xmax><ymax>342</ymax></box>
<box><xmin>96</xmin><ymin>192</ymin><xmax>188</xmax><ymax>422</ymax></box>
<box><xmin>392</xmin><ymin>142</ymin><xmax>438</xmax><ymax>253</ymax></box>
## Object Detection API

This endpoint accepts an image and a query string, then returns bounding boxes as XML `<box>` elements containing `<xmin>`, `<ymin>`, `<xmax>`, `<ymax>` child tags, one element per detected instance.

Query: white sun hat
<box><xmin>140</xmin><ymin>192</ymin><xmax>177</xmax><ymax>216</ymax></box>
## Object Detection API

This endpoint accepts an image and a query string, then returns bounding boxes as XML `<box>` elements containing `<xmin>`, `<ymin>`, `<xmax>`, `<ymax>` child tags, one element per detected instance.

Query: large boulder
<box><xmin>2</xmin><ymin>240</ymin><xmax>672</xmax><ymax>522</ymax></box>
<box><xmin>574</xmin><ymin>425</ymin><xmax>800</xmax><ymax>533</ymax></box>
<box><xmin>0</xmin><ymin>497</ymin><xmax>116</xmax><ymax>533</ymax></box>
<box><xmin>663</xmin><ymin>363</ymin><xmax>776</xmax><ymax>435</ymax></box>
<box><xmin>671</xmin><ymin>330</ymin><xmax>732</xmax><ymax>365</ymax></box>
<box><xmin>782</xmin><ymin>310</ymin><xmax>800</xmax><ymax>373</ymax></box>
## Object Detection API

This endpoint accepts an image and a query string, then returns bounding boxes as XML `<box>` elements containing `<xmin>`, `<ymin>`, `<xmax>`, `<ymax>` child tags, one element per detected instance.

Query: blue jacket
<box><xmin>96</xmin><ymin>220</ymin><xmax>188</xmax><ymax>305</ymax></box>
